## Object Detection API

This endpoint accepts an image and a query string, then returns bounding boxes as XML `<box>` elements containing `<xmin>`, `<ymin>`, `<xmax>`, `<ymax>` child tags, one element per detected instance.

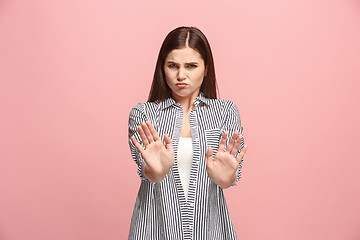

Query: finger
<box><xmin>146</xmin><ymin>121</ymin><xmax>160</xmax><ymax>141</ymax></box>
<box><xmin>230</xmin><ymin>133</ymin><xmax>243</xmax><ymax>156</ymax></box>
<box><xmin>164</xmin><ymin>133</ymin><xmax>174</xmax><ymax>151</ymax></box>
<box><xmin>141</xmin><ymin>121</ymin><xmax>154</xmax><ymax>143</ymax></box>
<box><xmin>218</xmin><ymin>131</ymin><xmax>228</xmax><ymax>152</ymax></box>
<box><xmin>235</xmin><ymin>144</ymin><xmax>248</xmax><ymax>164</ymax></box>
<box><xmin>206</xmin><ymin>146</ymin><xmax>213</xmax><ymax>161</ymax></box>
<box><xmin>226</xmin><ymin>130</ymin><xmax>239</xmax><ymax>154</ymax></box>
<box><xmin>138</xmin><ymin>124</ymin><xmax>149</xmax><ymax>147</ymax></box>
<box><xmin>130</xmin><ymin>136</ymin><xmax>144</xmax><ymax>155</ymax></box>
<box><xmin>206</xmin><ymin>146</ymin><xmax>213</xmax><ymax>169</ymax></box>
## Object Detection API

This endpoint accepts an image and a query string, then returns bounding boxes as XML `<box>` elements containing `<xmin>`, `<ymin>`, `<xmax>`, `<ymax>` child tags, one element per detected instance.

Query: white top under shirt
<box><xmin>177</xmin><ymin>137</ymin><xmax>193</xmax><ymax>200</ymax></box>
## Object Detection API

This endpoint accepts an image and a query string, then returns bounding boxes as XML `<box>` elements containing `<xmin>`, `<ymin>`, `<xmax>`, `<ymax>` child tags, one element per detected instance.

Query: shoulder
<box><xmin>129</xmin><ymin>101</ymin><xmax>161</xmax><ymax>116</ymax></box>
<box><xmin>206</xmin><ymin>98</ymin><xmax>238</xmax><ymax>113</ymax></box>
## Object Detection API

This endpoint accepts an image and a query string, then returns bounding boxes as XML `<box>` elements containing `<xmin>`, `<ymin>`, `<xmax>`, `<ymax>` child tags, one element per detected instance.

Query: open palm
<box><xmin>130</xmin><ymin>121</ymin><xmax>174</xmax><ymax>182</ymax></box>
<box><xmin>206</xmin><ymin>130</ymin><xmax>248</xmax><ymax>189</ymax></box>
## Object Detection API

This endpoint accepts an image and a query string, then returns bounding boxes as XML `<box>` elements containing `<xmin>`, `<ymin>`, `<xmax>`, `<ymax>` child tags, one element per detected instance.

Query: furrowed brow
<box><xmin>165</xmin><ymin>61</ymin><xmax>198</xmax><ymax>64</ymax></box>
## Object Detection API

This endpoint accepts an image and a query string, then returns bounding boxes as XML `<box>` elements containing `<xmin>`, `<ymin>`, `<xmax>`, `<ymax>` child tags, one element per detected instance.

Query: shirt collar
<box><xmin>160</xmin><ymin>92</ymin><xmax>211</xmax><ymax>110</ymax></box>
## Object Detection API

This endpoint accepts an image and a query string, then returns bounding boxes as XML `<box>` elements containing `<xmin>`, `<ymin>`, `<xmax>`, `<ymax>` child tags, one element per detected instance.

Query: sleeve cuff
<box><xmin>231</xmin><ymin>157</ymin><xmax>243</xmax><ymax>186</ymax></box>
<box><xmin>138</xmin><ymin>153</ymin><xmax>155</xmax><ymax>184</ymax></box>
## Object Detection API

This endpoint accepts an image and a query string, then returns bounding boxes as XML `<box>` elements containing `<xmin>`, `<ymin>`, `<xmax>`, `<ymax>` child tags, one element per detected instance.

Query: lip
<box><xmin>176</xmin><ymin>83</ymin><xmax>188</xmax><ymax>88</ymax></box>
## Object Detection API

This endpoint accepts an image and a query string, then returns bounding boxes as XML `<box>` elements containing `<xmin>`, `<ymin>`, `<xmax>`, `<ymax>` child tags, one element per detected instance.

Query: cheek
<box><xmin>194</xmin><ymin>71</ymin><xmax>205</xmax><ymax>84</ymax></box>
<box><xmin>164</xmin><ymin>72</ymin><xmax>176</xmax><ymax>89</ymax></box>
<box><xmin>163</xmin><ymin>70</ymin><xmax>170</xmax><ymax>83</ymax></box>
<box><xmin>164</xmin><ymin>69</ymin><xmax>174</xmax><ymax>81</ymax></box>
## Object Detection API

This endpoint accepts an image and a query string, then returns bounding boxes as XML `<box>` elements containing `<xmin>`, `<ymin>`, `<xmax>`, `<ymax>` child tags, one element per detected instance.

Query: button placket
<box><xmin>183</xmin><ymin>107</ymin><xmax>197</xmax><ymax>240</ymax></box>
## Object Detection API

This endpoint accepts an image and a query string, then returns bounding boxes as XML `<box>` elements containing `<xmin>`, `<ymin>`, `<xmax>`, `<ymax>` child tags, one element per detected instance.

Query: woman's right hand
<box><xmin>130</xmin><ymin>120</ymin><xmax>175</xmax><ymax>183</ymax></box>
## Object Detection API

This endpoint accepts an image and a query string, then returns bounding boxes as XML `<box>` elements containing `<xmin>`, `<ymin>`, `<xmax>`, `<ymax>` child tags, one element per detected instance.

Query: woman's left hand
<box><xmin>206</xmin><ymin>130</ymin><xmax>248</xmax><ymax>189</ymax></box>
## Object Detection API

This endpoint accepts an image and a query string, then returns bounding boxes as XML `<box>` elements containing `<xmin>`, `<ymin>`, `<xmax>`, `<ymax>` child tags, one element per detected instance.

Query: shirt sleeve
<box><xmin>128</xmin><ymin>103</ymin><xmax>151</xmax><ymax>182</ymax></box>
<box><xmin>221</xmin><ymin>101</ymin><xmax>245</xmax><ymax>186</ymax></box>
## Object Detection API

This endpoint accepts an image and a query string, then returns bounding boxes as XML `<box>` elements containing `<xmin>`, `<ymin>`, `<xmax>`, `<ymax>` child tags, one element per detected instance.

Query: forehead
<box><xmin>165</xmin><ymin>47</ymin><xmax>203</xmax><ymax>62</ymax></box>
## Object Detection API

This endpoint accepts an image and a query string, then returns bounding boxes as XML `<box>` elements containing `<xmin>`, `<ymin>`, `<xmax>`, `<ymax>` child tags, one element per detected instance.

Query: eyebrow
<box><xmin>166</xmin><ymin>60</ymin><xmax>198</xmax><ymax>65</ymax></box>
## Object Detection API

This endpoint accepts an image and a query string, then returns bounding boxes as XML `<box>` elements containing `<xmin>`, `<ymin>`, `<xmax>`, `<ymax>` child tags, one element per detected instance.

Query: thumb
<box><xmin>206</xmin><ymin>146</ymin><xmax>213</xmax><ymax>164</ymax></box>
<box><xmin>164</xmin><ymin>133</ymin><xmax>173</xmax><ymax>151</ymax></box>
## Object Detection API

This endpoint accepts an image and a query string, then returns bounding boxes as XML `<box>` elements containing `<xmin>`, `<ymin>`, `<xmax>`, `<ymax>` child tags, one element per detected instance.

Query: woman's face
<box><xmin>164</xmin><ymin>47</ymin><xmax>207</xmax><ymax>101</ymax></box>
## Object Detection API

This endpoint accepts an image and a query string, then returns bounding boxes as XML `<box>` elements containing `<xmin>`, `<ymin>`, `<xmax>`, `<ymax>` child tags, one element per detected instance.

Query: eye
<box><xmin>188</xmin><ymin>64</ymin><xmax>197</xmax><ymax>68</ymax></box>
<box><xmin>168</xmin><ymin>64</ymin><xmax>178</xmax><ymax>68</ymax></box>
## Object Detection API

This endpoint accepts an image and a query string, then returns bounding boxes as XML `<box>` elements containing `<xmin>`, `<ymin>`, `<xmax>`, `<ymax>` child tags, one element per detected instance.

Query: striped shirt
<box><xmin>128</xmin><ymin>92</ymin><xmax>245</xmax><ymax>240</ymax></box>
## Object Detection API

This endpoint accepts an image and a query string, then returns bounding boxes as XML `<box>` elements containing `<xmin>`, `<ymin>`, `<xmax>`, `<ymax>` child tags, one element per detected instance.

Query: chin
<box><xmin>172</xmin><ymin>91</ymin><xmax>187</xmax><ymax>97</ymax></box>
<box><xmin>174</xmin><ymin>90</ymin><xmax>198</xmax><ymax>98</ymax></box>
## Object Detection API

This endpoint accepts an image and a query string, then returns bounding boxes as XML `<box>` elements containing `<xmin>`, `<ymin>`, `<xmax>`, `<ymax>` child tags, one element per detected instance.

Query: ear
<box><xmin>204</xmin><ymin>66</ymin><xmax>208</xmax><ymax>76</ymax></box>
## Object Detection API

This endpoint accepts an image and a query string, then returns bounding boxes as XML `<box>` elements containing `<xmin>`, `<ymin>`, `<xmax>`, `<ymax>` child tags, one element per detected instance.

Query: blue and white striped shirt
<box><xmin>128</xmin><ymin>92</ymin><xmax>245</xmax><ymax>240</ymax></box>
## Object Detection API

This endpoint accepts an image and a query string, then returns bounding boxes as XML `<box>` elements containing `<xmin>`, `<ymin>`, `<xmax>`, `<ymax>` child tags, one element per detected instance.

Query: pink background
<box><xmin>1</xmin><ymin>0</ymin><xmax>359</xmax><ymax>239</ymax></box>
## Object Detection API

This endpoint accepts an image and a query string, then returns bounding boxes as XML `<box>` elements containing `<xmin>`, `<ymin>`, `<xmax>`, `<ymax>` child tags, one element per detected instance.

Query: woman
<box><xmin>128</xmin><ymin>26</ymin><xmax>248</xmax><ymax>240</ymax></box>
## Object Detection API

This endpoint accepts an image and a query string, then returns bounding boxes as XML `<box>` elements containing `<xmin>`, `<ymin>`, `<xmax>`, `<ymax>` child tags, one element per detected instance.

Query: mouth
<box><xmin>176</xmin><ymin>83</ymin><xmax>188</xmax><ymax>89</ymax></box>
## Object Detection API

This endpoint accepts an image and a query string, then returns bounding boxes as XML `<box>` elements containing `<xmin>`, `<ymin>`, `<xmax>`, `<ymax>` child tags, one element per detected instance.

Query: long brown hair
<box><xmin>147</xmin><ymin>26</ymin><xmax>218</xmax><ymax>102</ymax></box>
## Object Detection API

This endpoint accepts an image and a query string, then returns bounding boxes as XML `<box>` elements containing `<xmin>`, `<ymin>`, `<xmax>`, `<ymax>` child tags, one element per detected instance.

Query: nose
<box><xmin>177</xmin><ymin>68</ymin><xmax>186</xmax><ymax>81</ymax></box>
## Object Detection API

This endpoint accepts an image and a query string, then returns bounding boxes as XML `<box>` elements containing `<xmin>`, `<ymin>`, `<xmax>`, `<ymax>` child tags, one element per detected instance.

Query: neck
<box><xmin>172</xmin><ymin>91</ymin><xmax>200</xmax><ymax>112</ymax></box>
